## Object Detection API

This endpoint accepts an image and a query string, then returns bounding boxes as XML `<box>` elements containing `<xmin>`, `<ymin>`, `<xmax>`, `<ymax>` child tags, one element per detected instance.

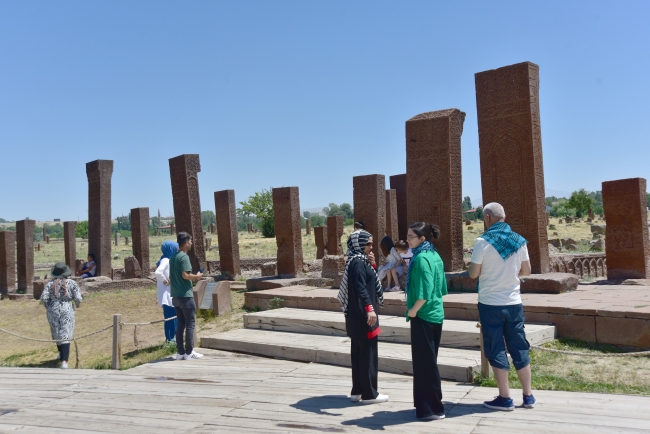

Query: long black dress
<box><xmin>344</xmin><ymin>257</ymin><xmax>381</xmax><ymax>400</ymax></box>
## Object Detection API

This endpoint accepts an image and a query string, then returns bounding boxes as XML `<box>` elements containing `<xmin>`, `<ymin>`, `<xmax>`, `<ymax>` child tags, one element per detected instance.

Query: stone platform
<box><xmin>244</xmin><ymin>284</ymin><xmax>650</xmax><ymax>347</ymax></box>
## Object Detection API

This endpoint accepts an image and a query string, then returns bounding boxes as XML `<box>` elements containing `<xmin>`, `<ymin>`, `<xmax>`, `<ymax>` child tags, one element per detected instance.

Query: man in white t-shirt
<box><xmin>469</xmin><ymin>202</ymin><xmax>535</xmax><ymax>411</ymax></box>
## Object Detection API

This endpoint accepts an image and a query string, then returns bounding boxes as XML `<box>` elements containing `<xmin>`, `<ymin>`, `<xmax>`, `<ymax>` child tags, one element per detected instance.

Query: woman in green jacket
<box><xmin>406</xmin><ymin>221</ymin><xmax>448</xmax><ymax>421</ymax></box>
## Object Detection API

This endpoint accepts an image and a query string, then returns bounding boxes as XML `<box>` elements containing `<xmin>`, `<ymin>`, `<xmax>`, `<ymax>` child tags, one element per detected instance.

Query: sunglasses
<box><xmin>365</xmin><ymin>242</ymin><xmax>373</xmax><ymax>246</ymax></box>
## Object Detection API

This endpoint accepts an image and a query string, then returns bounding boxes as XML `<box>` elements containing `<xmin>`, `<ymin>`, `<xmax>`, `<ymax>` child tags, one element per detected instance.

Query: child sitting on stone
<box><xmin>378</xmin><ymin>237</ymin><xmax>403</xmax><ymax>292</ymax></box>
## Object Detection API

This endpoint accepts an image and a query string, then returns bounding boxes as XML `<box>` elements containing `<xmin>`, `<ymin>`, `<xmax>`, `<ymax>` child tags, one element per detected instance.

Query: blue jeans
<box><xmin>478</xmin><ymin>303</ymin><xmax>530</xmax><ymax>371</ymax></box>
<box><xmin>162</xmin><ymin>304</ymin><xmax>177</xmax><ymax>342</ymax></box>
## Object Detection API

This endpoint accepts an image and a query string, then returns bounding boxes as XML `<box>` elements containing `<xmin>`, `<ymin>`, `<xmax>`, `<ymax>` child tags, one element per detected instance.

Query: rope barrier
<box><xmin>120</xmin><ymin>316</ymin><xmax>177</xmax><ymax>348</ymax></box>
<box><xmin>0</xmin><ymin>324</ymin><xmax>114</xmax><ymax>368</ymax></box>
<box><xmin>530</xmin><ymin>345</ymin><xmax>650</xmax><ymax>357</ymax></box>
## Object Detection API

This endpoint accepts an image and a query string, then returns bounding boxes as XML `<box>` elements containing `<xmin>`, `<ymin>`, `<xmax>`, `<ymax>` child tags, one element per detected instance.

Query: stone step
<box><xmin>243</xmin><ymin>308</ymin><xmax>556</xmax><ymax>348</ymax></box>
<box><xmin>201</xmin><ymin>328</ymin><xmax>480</xmax><ymax>382</ymax></box>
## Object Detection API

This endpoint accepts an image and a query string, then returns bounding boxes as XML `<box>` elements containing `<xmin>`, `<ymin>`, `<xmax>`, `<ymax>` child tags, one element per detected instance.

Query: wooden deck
<box><xmin>0</xmin><ymin>349</ymin><xmax>648</xmax><ymax>433</ymax></box>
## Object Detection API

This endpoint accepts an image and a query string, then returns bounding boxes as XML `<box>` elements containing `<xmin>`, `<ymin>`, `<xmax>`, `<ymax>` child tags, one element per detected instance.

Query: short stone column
<box><xmin>327</xmin><ymin>215</ymin><xmax>344</xmax><ymax>256</ymax></box>
<box><xmin>214</xmin><ymin>189</ymin><xmax>241</xmax><ymax>278</ymax></box>
<box><xmin>305</xmin><ymin>220</ymin><xmax>311</xmax><ymax>235</ymax></box>
<box><xmin>16</xmin><ymin>219</ymin><xmax>35</xmax><ymax>293</ymax></box>
<box><xmin>602</xmin><ymin>177</ymin><xmax>650</xmax><ymax>279</ymax></box>
<box><xmin>272</xmin><ymin>187</ymin><xmax>303</xmax><ymax>277</ymax></box>
<box><xmin>353</xmin><ymin>174</ymin><xmax>386</xmax><ymax>262</ymax></box>
<box><xmin>0</xmin><ymin>231</ymin><xmax>16</xmax><ymax>295</ymax></box>
<box><xmin>131</xmin><ymin>207</ymin><xmax>151</xmax><ymax>276</ymax></box>
<box><xmin>63</xmin><ymin>222</ymin><xmax>77</xmax><ymax>272</ymax></box>
<box><xmin>314</xmin><ymin>226</ymin><xmax>327</xmax><ymax>259</ymax></box>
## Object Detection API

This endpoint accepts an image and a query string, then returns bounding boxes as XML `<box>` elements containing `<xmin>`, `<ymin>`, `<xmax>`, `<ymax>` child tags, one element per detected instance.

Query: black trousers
<box><xmin>56</xmin><ymin>343</ymin><xmax>70</xmax><ymax>362</ymax></box>
<box><xmin>350</xmin><ymin>337</ymin><xmax>379</xmax><ymax>400</ymax></box>
<box><xmin>410</xmin><ymin>316</ymin><xmax>444</xmax><ymax>418</ymax></box>
<box><xmin>172</xmin><ymin>297</ymin><xmax>196</xmax><ymax>355</ymax></box>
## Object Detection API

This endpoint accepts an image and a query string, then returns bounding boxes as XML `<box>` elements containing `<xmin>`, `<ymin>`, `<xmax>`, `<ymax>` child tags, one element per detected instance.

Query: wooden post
<box><xmin>478</xmin><ymin>323</ymin><xmax>490</xmax><ymax>378</ymax></box>
<box><xmin>112</xmin><ymin>314</ymin><xmax>122</xmax><ymax>370</ymax></box>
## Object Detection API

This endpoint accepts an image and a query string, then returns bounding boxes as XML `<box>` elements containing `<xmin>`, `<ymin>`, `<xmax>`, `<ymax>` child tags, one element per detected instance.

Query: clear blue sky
<box><xmin>1</xmin><ymin>1</ymin><xmax>648</xmax><ymax>222</ymax></box>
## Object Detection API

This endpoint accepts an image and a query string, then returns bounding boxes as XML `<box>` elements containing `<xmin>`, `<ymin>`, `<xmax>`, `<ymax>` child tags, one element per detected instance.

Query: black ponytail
<box><xmin>409</xmin><ymin>222</ymin><xmax>440</xmax><ymax>241</ymax></box>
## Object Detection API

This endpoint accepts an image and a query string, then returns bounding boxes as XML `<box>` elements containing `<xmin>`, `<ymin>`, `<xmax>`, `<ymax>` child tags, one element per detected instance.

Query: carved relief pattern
<box><xmin>353</xmin><ymin>175</ymin><xmax>386</xmax><ymax>263</ymax></box>
<box><xmin>273</xmin><ymin>187</ymin><xmax>304</xmax><ymax>277</ymax></box>
<box><xmin>602</xmin><ymin>178</ymin><xmax>650</xmax><ymax>279</ymax></box>
<box><xmin>130</xmin><ymin>208</ymin><xmax>150</xmax><ymax>276</ymax></box>
<box><xmin>63</xmin><ymin>221</ymin><xmax>77</xmax><ymax>272</ymax></box>
<box><xmin>475</xmin><ymin>62</ymin><xmax>549</xmax><ymax>273</ymax></box>
<box><xmin>314</xmin><ymin>226</ymin><xmax>327</xmax><ymax>259</ymax></box>
<box><xmin>215</xmin><ymin>190</ymin><xmax>241</xmax><ymax>277</ymax></box>
<box><xmin>406</xmin><ymin>109</ymin><xmax>465</xmax><ymax>271</ymax></box>
<box><xmin>0</xmin><ymin>231</ymin><xmax>16</xmax><ymax>294</ymax></box>
<box><xmin>86</xmin><ymin>160</ymin><xmax>113</xmax><ymax>277</ymax></box>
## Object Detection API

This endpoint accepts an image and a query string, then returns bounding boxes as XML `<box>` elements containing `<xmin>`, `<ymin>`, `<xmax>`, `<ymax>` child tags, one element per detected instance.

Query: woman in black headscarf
<box><xmin>337</xmin><ymin>230</ymin><xmax>388</xmax><ymax>405</ymax></box>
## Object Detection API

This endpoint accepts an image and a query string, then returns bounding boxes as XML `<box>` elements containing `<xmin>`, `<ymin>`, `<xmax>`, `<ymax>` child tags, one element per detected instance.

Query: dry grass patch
<box><xmin>476</xmin><ymin>339</ymin><xmax>650</xmax><ymax>395</ymax></box>
<box><xmin>0</xmin><ymin>286</ymin><xmax>248</xmax><ymax>370</ymax></box>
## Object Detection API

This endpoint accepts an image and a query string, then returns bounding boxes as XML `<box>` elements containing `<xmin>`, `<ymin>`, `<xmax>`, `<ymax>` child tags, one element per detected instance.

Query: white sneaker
<box><xmin>385</xmin><ymin>286</ymin><xmax>399</xmax><ymax>292</ymax></box>
<box><xmin>60</xmin><ymin>361</ymin><xmax>68</xmax><ymax>369</ymax></box>
<box><xmin>56</xmin><ymin>353</ymin><xmax>60</xmax><ymax>360</ymax></box>
<box><xmin>184</xmin><ymin>351</ymin><xmax>204</xmax><ymax>360</ymax></box>
<box><xmin>360</xmin><ymin>394</ymin><xmax>389</xmax><ymax>404</ymax></box>
<box><xmin>350</xmin><ymin>394</ymin><xmax>362</xmax><ymax>402</ymax></box>
<box><xmin>176</xmin><ymin>353</ymin><xmax>185</xmax><ymax>360</ymax></box>
<box><xmin>419</xmin><ymin>412</ymin><xmax>445</xmax><ymax>421</ymax></box>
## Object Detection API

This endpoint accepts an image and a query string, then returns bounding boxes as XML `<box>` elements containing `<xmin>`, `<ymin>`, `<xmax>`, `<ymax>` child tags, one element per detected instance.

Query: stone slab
<box><xmin>245</xmin><ymin>277</ymin><xmax>329</xmax><ymax>291</ymax></box>
<box><xmin>389</xmin><ymin>173</ymin><xmax>408</xmax><ymax>241</ymax></box>
<box><xmin>214</xmin><ymin>189</ymin><xmax>241</xmax><ymax>278</ymax></box>
<box><xmin>353</xmin><ymin>174</ymin><xmax>386</xmax><ymax>262</ymax></box>
<box><xmin>520</xmin><ymin>273</ymin><xmax>579</xmax><ymax>294</ymax></box>
<box><xmin>321</xmin><ymin>255</ymin><xmax>345</xmax><ymax>279</ymax></box>
<box><xmin>326</xmin><ymin>215</ymin><xmax>344</xmax><ymax>256</ymax></box>
<box><xmin>272</xmin><ymin>187</ymin><xmax>303</xmax><ymax>277</ymax></box>
<box><xmin>86</xmin><ymin>160</ymin><xmax>113</xmax><ymax>277</ymax></box>
<box><xmin>212</xmin><ymin>282</ymin><xmax>231</xmax><ymax>316</ymax></box>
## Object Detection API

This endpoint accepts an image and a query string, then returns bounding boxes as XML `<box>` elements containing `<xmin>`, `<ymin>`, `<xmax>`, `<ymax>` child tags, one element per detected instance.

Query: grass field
<box><xmin>0</xmin><ymin>286</ymin><xmax>248</xmax><ymax>370</ymax></box>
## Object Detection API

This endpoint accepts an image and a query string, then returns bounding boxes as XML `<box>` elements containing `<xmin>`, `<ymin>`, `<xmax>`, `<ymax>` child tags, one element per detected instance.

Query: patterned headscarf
<box><xmin>157</xmin><ymin>240</ymin><xmax>179</xmax><ymax>267</ymax></box>
<box><xmin>479</xmin><ymin>222</ymin><xmax>527</xmax><ymax>260</ymax></box>
<box><xmin>337</xmin><ymin>230</ymin><xmax>384</xmax><ymax>313</ymax></box>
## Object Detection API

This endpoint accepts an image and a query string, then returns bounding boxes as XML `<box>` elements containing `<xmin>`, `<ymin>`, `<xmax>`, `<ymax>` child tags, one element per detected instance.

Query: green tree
<box><xmin>462</xmin><ymin>196</ymin><xmax>472</xmax><ymax>212</ymax></box>
<box><xmin>239</xmin><ymin>188</ymin><xmax>274</xmax><ymax>237</ymax></box>
<box><xmin>76</xmin><ymin>221</ymin><xmax>89</xmax><ymax>238</ymax></box>
<box><xmin>568</xmin><ymin>189</ymin><xmax>595</xmax><ymax>218</ymax></box>
<box><xmin>323</xmin><ymin>202</ymin><xmax>354</xmax><ymax>219</ymax></box>
<box><xmin>202</xmin><ymin>210</ymin><xmax>216</xmax><ymax>229</ymax></box>
<box><xmin>309</xmin><ymin>214</ymin><xmax>326</xmax><ymax>227</ymax></box>
<box><xmin>116</xmin><ymin>214</ymin><xmax>131</xmax><ymax>231</ymax></box>
<box><xmin>303</xmin><ymin>211</ymin><xmax>311</xmax><ymax>219</ymax></box>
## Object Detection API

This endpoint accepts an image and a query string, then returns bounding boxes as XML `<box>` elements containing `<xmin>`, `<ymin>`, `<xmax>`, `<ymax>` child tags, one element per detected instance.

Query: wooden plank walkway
<box><xmin>0</xmin><ymin>349</ymin><xmax>648</xmax><ymax>433</ymax></box>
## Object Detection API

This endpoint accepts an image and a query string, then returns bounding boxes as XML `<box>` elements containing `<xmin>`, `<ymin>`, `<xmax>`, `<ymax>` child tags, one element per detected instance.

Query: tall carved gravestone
<box><xmin>272</xmin><ymin>187</ymin><xmax>303</xmax><ymax>277</ymax></box>
<box><xmin>385</xmin><ymin>189</ymin><xmax>399</xmax><ymax>242</ymax></box>
<box><xmin>131</xmin><ymin>207</ymin><xmax>150</xmax><ymax>276</ymax></box>
<box><xmin>406</xmin><ymin>109</ymin><xmax>465</xmax><ymax>272</ymax></box>
<box><xmin>86</xmin><ymin>160</ymin><xmax>113</xmax><ymax>277</ymax></box>
<box><xmin>314</xmin><ymin>226</ymin><xmax>327</xmax><ymax>259</ymax></box>
<box><xmin>63</xmin><ymin>221</ymin><xmax>77</xmax><ymax>272</ymax></box>
<box><xmin>0</xmin><ymin>231</ymin><xmax>16</xmax><ymax>295</ymax></box>
<box><xmin>389</xmin><ymin>174</ymin><xmax>408</xmax><ymax>241</ymax></box>
<box><xmin>602</xmin><ymin>177</ymin><xmax>650</xmax><ymax>279</ymax></box>
<box><xmin>353</xmin><ymin>175</ymin><xmax>386</xmax><ymax>262</ymax></box>
<box><xmin>169</xmin><ymin>154</ymin><xmax>205</xmax><ymax>273</ymax></box>
<box><xmin>214</xmin><ymin>190</ymin><xmax>241</xmax><ymax>278</ymax></box>
<box><xmin>327</xmin><ymin>215</ymin><xmax>344</xmax><ymax>256</ymax></box>
<box><xmin>475</xmin><ymin>61</ymin><xmax>549</xmax><ymax>274</ymax></box>
<box><xmin>16</xmin><ymin>219</ymin><xmax>35</xmax><ymax>293</ymax></box>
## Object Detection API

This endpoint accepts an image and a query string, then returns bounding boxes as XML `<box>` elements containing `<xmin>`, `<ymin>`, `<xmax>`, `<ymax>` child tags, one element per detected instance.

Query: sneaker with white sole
<box><xmin>418</xmin><ymin>412</ymin><xmax>445</xmax><ymax>421</ymax></box>
<box><xmin>360</xmin><ymin>394</ymin><xmax>389</xmax><ymax>405</ymax></box>
<box><xmin>483</xmin><ymin>395</ymin><xmax>514</xmax><ymax>411</ymax></box>
<box><xmin>60</xmin><ymin>361</ymin><xmax>68</xmax><ymax>369</ymax></box>
<box><xmin>523</xmin><ymin>394</ymin><xmax>536</xmax><ymax>408</ymax></box>
<box><xmin>184</xmin><ymin>351</ymin><xmax>204</xmax><ymax>360</ymax></box>
<box><xmin>385</xmin><ymin>287</ymin><xmax>399</xmax><ymax>292</ymax></box>
<box><xmin>176</xmin><ymin>353</ymin><xmax>185</xmax><ymax>360</ymax></box>
<box><xmin>350</xmin><ymin>395</ymin><xmax>362</xmax><ymax>402</ymax></box>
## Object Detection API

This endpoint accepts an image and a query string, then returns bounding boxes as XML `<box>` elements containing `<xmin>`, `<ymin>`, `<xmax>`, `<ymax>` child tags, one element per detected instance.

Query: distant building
<box><xmin>53</xmin><ymin>219</ymin><xmax>61</xmax><ymax>222</ymax></box>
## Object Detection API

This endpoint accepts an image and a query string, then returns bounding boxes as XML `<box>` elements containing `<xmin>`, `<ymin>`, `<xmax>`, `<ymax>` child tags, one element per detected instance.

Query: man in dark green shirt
<box><xmin>170</xmin><ymin>231</ymin><xmax>204</xmax><ymax>360</ymax></box>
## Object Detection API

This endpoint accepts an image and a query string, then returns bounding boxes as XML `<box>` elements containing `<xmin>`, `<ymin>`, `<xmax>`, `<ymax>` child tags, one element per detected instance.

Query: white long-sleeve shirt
<box><xmin>154</xmin><ymin>258</ymin><xmax>173</xmax><ymax>307</ymax></box>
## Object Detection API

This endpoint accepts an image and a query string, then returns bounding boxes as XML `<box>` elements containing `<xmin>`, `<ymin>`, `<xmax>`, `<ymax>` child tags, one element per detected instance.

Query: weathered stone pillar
<box><xmin>353</xmin><ymin>175</ymin><xmax>386</xmax><ymax>262</ymax></box>
<box><xmin>389</xmin><ymin>174</ymin><xmax>408</xmax><ymax>242</ymax></box>
<box><xmin>170</xmin><ymin>223</ymin><xmax>175</xmax><ymax>235</ymax></box>
<box><xmin>272</xmin><ymin>187</ymin><xmax>303</xmax><ymax>277</ymax></box>
<box><xmin>63</xmin><ymin>221</ymin><xmax>77</xmax><ymax>273</ymax></box>
<box><xmin>306</xmin><ymin>220</ymin><xmax>311</xmax><ymax>235</ymax></box>
<box><xmin>327</xmin><ymin>215</ymin><xmax>344</xmax><ymax>256</ymax></box>
<box><xmin>385</xmin><ymin>189</ymin><xmax>398</xmax><ymax>242</ymax></box>
<box><xmin>130</xmin><ymin>207</ymin><xmax>150</xmax><ymax>276</ymax></box>
<box><xmin>406</xmin><ymin>109</ymin><xmax>465</xmax><ymax>272</ymax></box>
<box><xmin>214</xmin><ymin>189</ymin><xmax>241</xmax><ymax>278</ymax></box>
<box><xmin>475</xmin><ymin>62</ymin><xmax>549</xmax><ymax>273</ymax></box>
<box><xmin>602</xmin><ymin>177</ymin><xmax>650</xmax><ymax>279</ymax></box>
<box><xmin>42</xmin><ymin>226</ymin><xmax>47</xmax><ymax>241</ymax></box>
<box><xmin>169</xmin><ymin>154</ymin><xmax>205</xmax><ymax>273</ymax></box>
<box><xmin>314</xmin><ymin>226</ymin><xmax>327</xmax><ymax>259</ymax></box>
<box><xmin>114</xmin><ymin>233</ymin><xmax>120</xmax><ymax>246</ymax></box>
<box><xmin>86</xmin><ymin>160</ymin><xmax>113</xmax><ymax>277</ymax></box>
<box><xmin>16</xmin><ymin>219</ymin><xmax>35</xmax><ymax>293</ymax></box>
<box><xmin>0</xmin><ymin>231</ymin><xmax>16</xmax><ymax>295</ymax></box>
